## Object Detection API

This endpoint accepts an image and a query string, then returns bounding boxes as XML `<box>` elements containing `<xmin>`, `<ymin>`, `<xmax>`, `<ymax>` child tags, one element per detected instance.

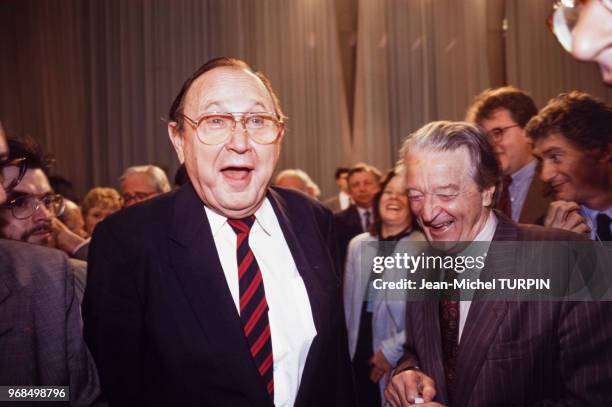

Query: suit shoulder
<box><xmin>517</xmin><ymin>223</ymin><xmax>589</xmax><ymax>241</ymax></box>
<box><xmin>270</xmin><ymin>186</ymin><xmax>332</xmax><ymax>218</ymax></box>
<box><xmin>99</xmin><ymin>189</ymin><xmax>177</xmax><ymax>236</ymax></box>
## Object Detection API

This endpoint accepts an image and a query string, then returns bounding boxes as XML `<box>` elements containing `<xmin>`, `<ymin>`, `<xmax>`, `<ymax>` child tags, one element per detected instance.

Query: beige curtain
<box><xmin>353</xmin><ymin>0</ymin><xmax>491</xmax><ymax>171</ymax></box>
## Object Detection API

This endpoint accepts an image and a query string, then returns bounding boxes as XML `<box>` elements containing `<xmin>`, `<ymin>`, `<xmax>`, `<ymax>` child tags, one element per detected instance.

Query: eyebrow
<box><xmin>541</xmin><ymin>147</ymin><xmax>564</xmax><ymax>156</ymax></box>
<box><xmin>434</xmin><ymin>184</ymin><xmax>460</xmax><ymax>192</ymax></box>
<box><xmin>201</xmin><ymin>100</ymin><xmax>268</xmax><ymax>113</ymax></box>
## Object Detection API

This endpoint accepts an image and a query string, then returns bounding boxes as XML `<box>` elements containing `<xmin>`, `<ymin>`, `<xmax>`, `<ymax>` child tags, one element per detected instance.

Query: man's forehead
<box><xmin>184</xmin><ymin>67</ymin><xmax>273</xmax><ymax>113</ymax></box>
<box><xmin>533</xmin><ymin>132</ymin><xmax>576</xmax><ymax>155</ymax></box>
<box><xmin>10</xmin><ymin>168</ymin><xmax>52</xmax><ymax>195</ymax></box>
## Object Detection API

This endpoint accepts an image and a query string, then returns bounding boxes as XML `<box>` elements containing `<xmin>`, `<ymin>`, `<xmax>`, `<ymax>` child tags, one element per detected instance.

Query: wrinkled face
<box><xmin>570</xmin><ymin>0</ymin><xmax>612</xmax><ymax>84</ymax></box>
<box><xmin>404</xmin><ymin>148</ymin><xmax>493</xmax><ymax>246</ymax></box>
<box><xmin>533</xmin><ymin>132</ymin><xmax>608</xmax><ymax>203</ymax></box>
<box><xmin>276</xmin><ymin>175</ymin><xmax>308</xmax><ymax>194</ymax></box>
<box><xmin>479</xmin><ymin>108</ymin><xmax>533</xmax><ymax>176</ymax></box>
<box><xmin>121</xmin><ymin>172</ymin><xmax>159</xmax><ymax>207</ymax></box>
<box><xmin>379</xmin><ymin>175</ymin><xmax>411</xmax><ymax>227</ymax></box>
<box><xmin>0</xmin><ymin>168</ymin><xmax>55</xmax><ymax>246</ymax></box>
<box><xmin>168</xmin><ymin>67</ymin><xmax>283</xmax><ymax>218</ymax></box>
<box><xmin>348</xmin><ymin>170</ymin><xmax>379</xmax><ymax>208</ymax></box>
<box><xmin>84</xmin><ymin>204</ymin><xmax>118</xmax><ymax>235</ymax></box>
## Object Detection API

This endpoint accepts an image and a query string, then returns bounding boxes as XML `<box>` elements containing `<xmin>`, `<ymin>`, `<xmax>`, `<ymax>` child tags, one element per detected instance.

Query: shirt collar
<box><xmin>581</xmin><ymin>205</ymin><xmax>612</xmax><ymax>221</ymax></box>
<box><xmin>511</xmin><ymin>158</ymin><xmax>537</xmax><ymax>183</ymax></box>
<box><xmin>204</xmin><ymin>198</ymin><xmax>274</xmax><ymax>237</ymax></box>
<box><xmin>473</xmin><ymin>210</ymin><xmax>498</xmax><ymax>242</ymax></box>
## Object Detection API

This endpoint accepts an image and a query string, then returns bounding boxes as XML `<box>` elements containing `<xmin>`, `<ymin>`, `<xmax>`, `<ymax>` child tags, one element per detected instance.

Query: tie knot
<box><xmin>597</xmin><ymin>213</ymin><xmax>611</xmax><ymax>226</ymax></box>
<box><xmin>227</xmin><ymin>215</ymin><xmax>256</xmax><ymax>235</ymax></box>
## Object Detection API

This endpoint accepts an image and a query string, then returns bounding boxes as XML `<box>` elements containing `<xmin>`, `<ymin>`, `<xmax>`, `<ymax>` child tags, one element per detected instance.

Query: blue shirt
<box><xmin>509</xmin><ymin>159</ymin><xmax>538</xmax><ymax>222</ymax></box>
<box><xmin>581</xmin><ymin>205</ymin><xmax>612</xmax><ymax>241</ymax></box>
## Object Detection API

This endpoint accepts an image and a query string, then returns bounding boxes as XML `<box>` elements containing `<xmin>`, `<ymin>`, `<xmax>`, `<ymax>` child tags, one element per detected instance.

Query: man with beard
<box><xmin>0</xmin><ymin>137</ymin><xmax>87</xmax><ymax>291</ymax></box>
<box><xmin>0</xmin><ymin>121</ymin><xmax>100</xmax><ymax>405</ymax></box>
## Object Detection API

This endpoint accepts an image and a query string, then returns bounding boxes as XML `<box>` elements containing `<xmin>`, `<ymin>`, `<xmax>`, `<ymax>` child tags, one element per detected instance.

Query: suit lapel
<box><xmin>267</xmin><ymin>189</ymin><xmax>328</xmax><ymax>406</ymax></box>
<box><xmin>452</xmin><ymin>215</ymin><xmax>517</xmax><ymax>407</ymax></box>
<box><xmin>519</xmin><ymin>176</ymin><xmax>552</xmax><ymax>224</ymax></box>
<box><xmin>168</xmin><ymin>183</ymin><xmax>273</xmax><ymax>406</ymax></box>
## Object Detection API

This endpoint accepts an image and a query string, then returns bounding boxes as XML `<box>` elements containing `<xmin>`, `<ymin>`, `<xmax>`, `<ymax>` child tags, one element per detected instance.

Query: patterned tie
<box><xmin>439</xmin><ymin>273</ymin><xmax>459</xmax><ymax>402</ymax></box>
<box><xmin>596</xmin><ymin>213</ymin><xmax>612</xmax><ymax>241</ymax></box>
<box><xmin>227</xmin><ymin>216</ymin><xmax>274</xmax><ymax>398</ymax></box>
<box><xmin>496</xmin><ymin>175</ymin><xmax>513</xmax><ymax>218</ymax></box>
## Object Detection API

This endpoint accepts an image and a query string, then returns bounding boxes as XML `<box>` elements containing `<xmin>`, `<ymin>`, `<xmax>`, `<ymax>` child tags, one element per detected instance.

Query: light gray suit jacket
<box><xmin>0</xmin><ymin>239</ymin><xmax>100</xmax><ymax>406</ymax></box>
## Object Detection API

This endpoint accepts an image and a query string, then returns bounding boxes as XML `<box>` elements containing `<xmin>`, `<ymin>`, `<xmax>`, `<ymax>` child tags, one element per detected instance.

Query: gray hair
<box><xmin>119</xmin><ymin>165</ymin><xmax>171</xmax><ymax>194</ymax></box>
<box><xmin>399</xmin><ymin>121</ymin><xmax>502</xmax><ymax>204</ymax></box>
<box><xmin>275</xmin><ymin>168</ymin><xmax>321</xmax><ymax>198</ymax></box>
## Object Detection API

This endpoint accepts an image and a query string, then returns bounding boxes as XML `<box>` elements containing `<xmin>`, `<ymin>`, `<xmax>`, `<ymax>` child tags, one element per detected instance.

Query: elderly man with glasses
<box><xmin>549</xmin><ymin>0</ymin><xmax>612</xmax><ymax>84</ymax></box>
<box><xmin>83</xmin><ymin>57</ymin><xmax>355</xmax><ymax>407</ymax></box>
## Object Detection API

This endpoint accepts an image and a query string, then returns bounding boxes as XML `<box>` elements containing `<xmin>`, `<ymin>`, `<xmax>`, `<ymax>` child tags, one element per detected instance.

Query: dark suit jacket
<box><xmin>334</xmin><ymin>205</ymin><xmax>366</xmax><ymax>272</ymax></box>
<box><xmin>83</xmin><ymin>183</ymin><xmax>355</xmax><ymax>406</ymax></box>
<box><xmin>0</xmin><ymin>240</ymin><xmax>101</xmax><ymax>406</ymax></box>
<box><xmin>518</xmin><ymin>176</ymin><xmax>552</xmax><ymax>225</ymax></box>
<box><xmin>396</xmin><ymin>215</ymin><xmax>612</xmax><ymax>406</ymax></box>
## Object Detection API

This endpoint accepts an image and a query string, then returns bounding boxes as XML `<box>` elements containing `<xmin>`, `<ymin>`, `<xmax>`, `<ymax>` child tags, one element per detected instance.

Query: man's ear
<box><xmin>483</xmin><ymin>184</ymin><xmax>495</xmax><ymax>207</ymax></box>
<box><xmin>168</xmin><ymin>122</ymin><xmax>185</xmax><ymax>163</ymax></box>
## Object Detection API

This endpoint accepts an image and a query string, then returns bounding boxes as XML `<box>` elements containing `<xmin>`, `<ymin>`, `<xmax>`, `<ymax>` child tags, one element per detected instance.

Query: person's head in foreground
<box><xmin>526</xmin><ymin>91</ymin><xmax>612</xmax><ymax>210</ymax></box>
<box><xmin>549</xmin><ymin>0</ymin><xmax>612</xmax><ymax>84</ymax></box>
<box><xmin>120</xmin><ymin>165</ymin><xmax>171</xmax><ymax>207</ymax></box>
<box><xmin>0</xmin><ymin>136</ymin><xmax>63</xmax><ymax>247</ymax></box>
<box><xmin>82</xmin><ymin>187</ymin><xmax>123</xmax><ymax>235</ymax></box>
<box><xmin>400</xmin><ymin>121</ymin><xmax>501</xmax><ymax>250</ymax></box>
<box><xmin>167</xmin><ymin>57</ymin><xmax>286</xmax><ymax>218</ymax></box>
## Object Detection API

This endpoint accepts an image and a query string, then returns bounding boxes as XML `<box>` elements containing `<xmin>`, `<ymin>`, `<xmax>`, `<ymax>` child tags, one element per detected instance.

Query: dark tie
<box><xmin>227</xmin><ymin>216</ymin><xmax>274</xmax><ymax>398</ymax></box>
<box><xmin>596</xmin><ymin>213</ymin><xmax>612</xmax><ymax>241</ymax></box>
<box><xmin>363</xmin><ymin>210</ymin><xmax>372</xmax><ymax>231</ymax></box>
<box><xmin>439</xmin><ymin>273</ymin><xmax>459</xmax><ymax>402</ymax></box>
<box><xmin>496</xmin><ymin>175</ymin><xmax>513</xmax><ymax>218</ymax></box>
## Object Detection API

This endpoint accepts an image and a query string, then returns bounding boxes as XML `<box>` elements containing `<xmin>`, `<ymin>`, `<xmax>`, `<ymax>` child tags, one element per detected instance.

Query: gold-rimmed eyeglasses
<box><xmin>0</xmin><ymin>193</ymin><xmax>65</xmax><ymax>220</ymax></box>
<box><xmin>178</xmin><ymin>112</ymin><xmax>284</xmax><ymax>145</ymax></box>
<box><xmin>487</xmin><ymin>124</ymin><xmax>520</xmax><ymax>142</ymax></box>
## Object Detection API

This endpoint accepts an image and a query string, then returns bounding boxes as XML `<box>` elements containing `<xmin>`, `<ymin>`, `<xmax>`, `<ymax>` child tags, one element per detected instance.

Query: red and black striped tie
<box><xmin>227</xmin><ymin>216</ymin><xmax>274</xmax><ymax>399</ymax></box>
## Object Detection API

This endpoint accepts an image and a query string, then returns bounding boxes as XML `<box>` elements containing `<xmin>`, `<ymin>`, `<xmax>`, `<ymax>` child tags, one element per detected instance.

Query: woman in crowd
<box><xmin>344</xmin><ymin>169</ymin><xmax>425</xmax><ymax>407</ymax></box>
<box><xmin>82</xmin><ymin>187</ymin><xmax>123</xmax><ymax>235</ymax></box>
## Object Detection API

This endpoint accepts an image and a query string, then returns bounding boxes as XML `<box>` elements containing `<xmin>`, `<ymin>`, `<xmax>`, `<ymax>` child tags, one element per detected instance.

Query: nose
<box><xmin>225</xmin><ymin>122</ymin><xmax>250</xmax><ymax>153</ymax></box>
<box><xmin>420</xmin><ymin>194</ymin><xmax>439</xmax><ymax>224</ymax></box>
<box><xmin>570</xmin><ymin>1</ymin><xmax>607</xmax><ymax>61</ymax></box>
<box><xmin>31</xmin><ymin>200</ymin><xmax>53</xmax><ymax>222</ymax></box>
<box><xmin>539</xmin><ymin>161</ymin><xmax>555</xmax><ymax>183</ymax></box>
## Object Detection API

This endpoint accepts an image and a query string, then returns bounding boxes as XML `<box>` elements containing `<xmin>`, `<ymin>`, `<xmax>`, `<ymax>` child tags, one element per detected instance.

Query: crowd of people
<box><xmin>0</xmin><ymin>1</ymin><xmax>611</xmax><ymax>406</ymax></box>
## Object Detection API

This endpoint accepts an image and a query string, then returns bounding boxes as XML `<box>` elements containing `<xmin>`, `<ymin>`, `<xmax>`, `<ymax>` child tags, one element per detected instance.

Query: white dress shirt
<box><xmin>458</xmin><ymin>211</ymin><xmax>498</xmax><ymax>342</ymax></box>
<box><xmin>339</xmin><ymin>191</ymin><xmax>351</xmax><ymax>211</ymax></box>
<box><xmin>205</xmin><ymin>198</ymin><xmax>317</xmax><ymax>407</ymax></box>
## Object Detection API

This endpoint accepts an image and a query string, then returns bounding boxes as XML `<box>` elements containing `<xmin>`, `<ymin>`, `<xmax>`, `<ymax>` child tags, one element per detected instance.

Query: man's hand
<box><xmin>51</xmin><ymin>217</ymin><xmax>87</xmax><ymax>255</ymax></box>
<box><xmin>384</xmin><ymin>369</ymin><xmax>437</xmax><ymax>407</ymax></box>
<box><xmin>369</xmin><ymin>350</ymin><xmax>391</xmax><ymax>383</ymax></box>
<box><xmin>544</xmin><ymin>200</ymin><xmax>590</xmax><ymax>235</ymax></box>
